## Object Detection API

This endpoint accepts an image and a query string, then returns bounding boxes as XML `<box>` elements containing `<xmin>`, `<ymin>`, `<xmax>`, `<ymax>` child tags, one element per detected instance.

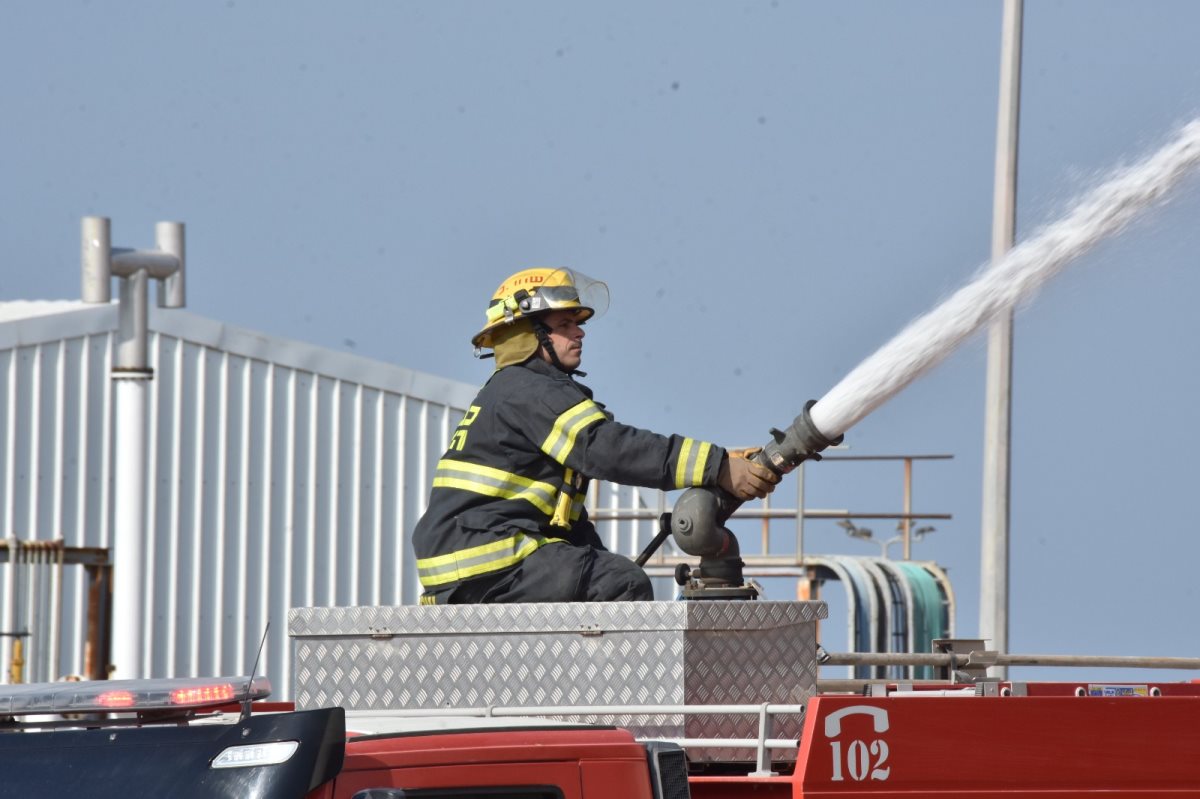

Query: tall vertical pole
<box><xmin>82</xmin><ymin>216</ymin><xmax>185</xmax><ymax>680</ymax></box>
<box><xmin>901</xmin><ymin>457</ymin><xmax>912</xmax><ymax>560</ymax></box>
<box><xmin>981</xmin><ymin>0</ymin><xmax>1023</xmax><ymax>676</ymax></box>
<box><xmin>111</xmin><ymin>335</ymin><xmax>151</xmax><ymax>680</ymax></box>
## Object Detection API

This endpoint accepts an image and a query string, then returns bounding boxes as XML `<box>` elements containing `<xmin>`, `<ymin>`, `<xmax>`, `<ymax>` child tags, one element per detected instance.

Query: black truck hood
<box><xmin>0</xmin><ymin>706</ymin><xmax>344</xmax><ymax>799</ymax></box>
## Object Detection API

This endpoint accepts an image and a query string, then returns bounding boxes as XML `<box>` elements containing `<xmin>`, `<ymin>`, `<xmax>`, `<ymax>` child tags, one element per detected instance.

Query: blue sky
<box><xmin>3</xmin><ymin>1</ymin><xmax>1199</xmax><ymax>679</ymax></box>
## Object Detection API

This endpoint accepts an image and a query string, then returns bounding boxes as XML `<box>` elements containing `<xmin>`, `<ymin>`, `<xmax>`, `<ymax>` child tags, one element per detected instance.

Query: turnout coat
<box><xmin>412</xmin><ymin>358</ymin><xmax>725</xmax><ymax>598</ymax></box>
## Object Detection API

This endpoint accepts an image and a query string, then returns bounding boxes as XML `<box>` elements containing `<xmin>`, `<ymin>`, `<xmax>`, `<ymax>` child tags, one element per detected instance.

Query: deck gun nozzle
<box><xmin>666</xmin><ymin>400</ymin><xmax>842</xmax><ymax>598</ymax></box>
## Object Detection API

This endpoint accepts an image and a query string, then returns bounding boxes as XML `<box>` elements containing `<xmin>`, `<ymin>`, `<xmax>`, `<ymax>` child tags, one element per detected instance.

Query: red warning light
<box><xmin>170</xmin><ymin>683</ymin><xmax>236</xmax><ymax>706</ymax></box>
<box><xmin>97</xmin><ymin>690</ymin><xmax>137</xmax><ymax>708</ymax></box>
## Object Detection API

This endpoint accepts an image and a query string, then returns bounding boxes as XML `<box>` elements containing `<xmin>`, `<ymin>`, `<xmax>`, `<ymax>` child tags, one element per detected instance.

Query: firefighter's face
<box><xmin>539</xmin><ymin>309</ymin><xmax>586</xmax><ymax>370</ymax></box>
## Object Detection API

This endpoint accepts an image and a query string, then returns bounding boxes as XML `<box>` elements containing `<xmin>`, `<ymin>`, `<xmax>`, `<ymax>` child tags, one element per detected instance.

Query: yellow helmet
<box><xmin>472</xmin><ymin>267</ymin><xmax>609</xmax><ymax>349</ymax></box>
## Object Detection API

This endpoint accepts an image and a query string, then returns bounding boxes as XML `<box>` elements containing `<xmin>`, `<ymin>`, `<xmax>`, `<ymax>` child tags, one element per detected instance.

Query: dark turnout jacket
<box><xmin>412</xmin><ymin>358</ymin><xmax>725</xmax><ymax>598</ymax></box>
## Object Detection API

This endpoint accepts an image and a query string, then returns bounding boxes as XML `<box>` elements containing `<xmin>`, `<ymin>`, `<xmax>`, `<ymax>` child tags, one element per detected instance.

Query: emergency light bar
<box><xmin>0</xmin><ymin>676</ymin><xmax>270</xmax><ymax>717</ymax></box>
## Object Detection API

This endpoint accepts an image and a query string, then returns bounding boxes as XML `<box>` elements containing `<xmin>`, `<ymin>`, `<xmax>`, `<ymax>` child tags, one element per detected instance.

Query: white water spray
<box><xmin>810</xmin><ymin>119</ymin><xmax>1200</xmax><ymax>440</ymax></box>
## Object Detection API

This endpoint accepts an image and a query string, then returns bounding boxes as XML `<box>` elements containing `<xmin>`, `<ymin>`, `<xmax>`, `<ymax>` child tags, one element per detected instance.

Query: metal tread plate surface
<box><xmin>289</xmin><ymin>600</ymin><xmax>826</xmax><ymax>636</ymax></box>
<box><xmin>290</xmin><ymin>601</ymin><xmax>826</xmax><ymax>761</ymax></box>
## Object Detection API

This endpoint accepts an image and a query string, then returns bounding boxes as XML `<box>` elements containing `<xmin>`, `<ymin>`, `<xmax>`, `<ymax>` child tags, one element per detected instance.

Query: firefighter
<box><xmin>412</xmin><ymin>268</ymin><xmax>779</xmax><ymax>604</ymax></box>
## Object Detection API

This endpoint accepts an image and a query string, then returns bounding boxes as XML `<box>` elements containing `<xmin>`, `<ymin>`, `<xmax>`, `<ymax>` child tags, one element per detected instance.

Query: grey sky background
<box><xmin>3</xmin><ymin>2</ymin><xmax>1199</xmax><ymax>678</ymax></box>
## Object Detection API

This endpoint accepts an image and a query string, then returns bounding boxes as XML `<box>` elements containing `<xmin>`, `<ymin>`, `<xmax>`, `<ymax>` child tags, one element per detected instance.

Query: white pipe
<box><xmin>154</xmin><ymin>222</ymin><xmax>186</xmax><ymax>308</ymax></box>
<box><xmin>50</xmin><ymin>545</ymin><xmax>63</xmax><ymax>681</ymax></box>
<box><xmin>86</xmin><ymin>217</ymin><xmax>186</xmax><ymax>681</ymax></box>
<box><xmin>111</xmin><ymin>372</ymin><xmax>151</xmax><ymax>679</ymax></box>
<box><xmin>80</xmin><ymin>217</ymin><xmax>112</xmax><ymax>304</ymax></box>
<box><xmin>115</xmin><ymin>268</ymin><xmax>148</xmax><ymax>371</ymax></box>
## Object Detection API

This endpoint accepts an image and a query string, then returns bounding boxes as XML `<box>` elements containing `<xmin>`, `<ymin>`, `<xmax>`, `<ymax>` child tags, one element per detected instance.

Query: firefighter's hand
<box><xmin>717</xmin><ymin>450</ymin><xmax>780</xmax><ymax>500</ymax></box>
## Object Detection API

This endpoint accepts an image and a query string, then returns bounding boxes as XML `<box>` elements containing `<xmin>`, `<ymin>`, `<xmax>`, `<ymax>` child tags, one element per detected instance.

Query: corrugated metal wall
<box><xmin>0</xmin><ymin>302</ymin><xmax>479</xmax><ymax>697</ymax></box>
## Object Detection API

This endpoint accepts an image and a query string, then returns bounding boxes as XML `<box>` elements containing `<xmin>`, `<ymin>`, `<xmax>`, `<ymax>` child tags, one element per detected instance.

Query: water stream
<box><xmin>810</xmin><ymin>119</ymin><xmax>1200</xmax><ymax>440</ymax></box>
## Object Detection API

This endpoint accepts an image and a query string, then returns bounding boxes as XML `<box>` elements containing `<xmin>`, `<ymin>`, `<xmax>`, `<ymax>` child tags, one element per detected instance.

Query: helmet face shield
<box><xmin>534</xmin><ymin>269</ymin><xmax>608</xmax><ymax>319</ymax></box>
<box><xmin>474</xmin><ymin>267</ymin><xmax>609</xmax><ymax>348</ymax></box>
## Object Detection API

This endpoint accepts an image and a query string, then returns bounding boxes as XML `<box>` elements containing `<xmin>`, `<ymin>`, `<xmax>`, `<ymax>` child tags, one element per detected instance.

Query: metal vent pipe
<box><xmin>81</xmin><ymin>216</ymin><xmax>185</xmax><ymax>680</ymax></box>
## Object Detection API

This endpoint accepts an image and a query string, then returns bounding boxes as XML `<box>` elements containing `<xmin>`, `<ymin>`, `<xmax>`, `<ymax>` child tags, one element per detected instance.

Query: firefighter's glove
<box><xmin>727</xmin><ymin>447</ymin><xmax>763</xmax><ymax>461</ymax></box>
<box><xmin>717</xmin><ymin>450</ymin><xmax>780</xmax><ymax>500</ymax></box>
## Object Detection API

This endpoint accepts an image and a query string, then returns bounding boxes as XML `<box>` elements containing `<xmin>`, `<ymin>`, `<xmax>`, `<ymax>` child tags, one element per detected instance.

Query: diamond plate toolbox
<box><xmin>289</xmin><ymin>600</ymin><xmax>827</xmax><ymax>761</ymax></box>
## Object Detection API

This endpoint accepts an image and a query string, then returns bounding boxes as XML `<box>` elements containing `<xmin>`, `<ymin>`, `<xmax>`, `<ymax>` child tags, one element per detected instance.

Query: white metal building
<box><xmin>0</xmin><ymin>299</ymin><xmax>479</xmax><ymax>697</ymax></box>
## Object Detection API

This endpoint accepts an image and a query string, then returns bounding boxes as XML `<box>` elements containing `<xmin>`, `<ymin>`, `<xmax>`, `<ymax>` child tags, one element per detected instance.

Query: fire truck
<box><xmin>3</xmin><ymin>599</ymin><xmax>1199</xmax><ymax>798</ymax></box>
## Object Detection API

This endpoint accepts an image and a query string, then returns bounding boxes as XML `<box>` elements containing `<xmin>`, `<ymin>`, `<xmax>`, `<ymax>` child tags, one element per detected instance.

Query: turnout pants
<box><xmin>430</xmin><ymin>542</ymin><xmax>654</xmax><ymax>604</ymax></box>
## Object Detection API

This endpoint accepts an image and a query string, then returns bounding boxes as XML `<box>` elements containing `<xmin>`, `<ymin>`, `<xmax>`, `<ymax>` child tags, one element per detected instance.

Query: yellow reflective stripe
<box><xmin>432</xmin><ymin>459</ymin><xmax>557</xmax><ymax>516</ymax></box>
<box><xmin>674</xmin><ymin>438</ymin><xmax>714</xmax><ymax>488</ymax></box>
<box><xmin>541</xmin><ymin>399</ymin><xmax>607</xmax><ymax>464</ymax></box>
<box><xmin>570</xmin><ymin>495</ymin><xmax>584</xmax><ymax>522</ymax></box>
<box><xmin>416</xmin><ymin>533</ymin><xmax>564</xmax><ymax>587</ymax></box>
<box><xmin>675</xmin><ymin>438</ymin><xmax>694</xmax><ymax>488</ymax></box>
<box><xmin>425</xmin><ymin>535</ymin><xmax>540</xmax><ymax>585</ymax></box>
<box><xmin>550</xmin><ymin>468</ymin><xmax>575</xmax><ymax>528</ymax></box>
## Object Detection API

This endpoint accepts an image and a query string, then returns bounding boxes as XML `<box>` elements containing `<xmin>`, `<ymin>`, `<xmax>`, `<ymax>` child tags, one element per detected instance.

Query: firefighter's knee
<box><xmin>586</xmin><ymin>550</ymin><xmax>654</xmax><ymax>601</ymax></box>
<box><xmin>627</xmin><ymin>568</ymin><xmax>654</xmax><ymax>601</ymax></box>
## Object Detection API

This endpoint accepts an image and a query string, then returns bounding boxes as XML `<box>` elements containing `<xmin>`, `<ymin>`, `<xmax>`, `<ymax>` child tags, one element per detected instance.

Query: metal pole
<box><xmin>81</xmin><ymin>217</ymin><xmax>112</xmax><ymax>304</ymax></box>
<box><xmin>901</xmin><ymin>457</ymin><xmax>912</xmax><ymax>559</ymax></box>
<box><xmin>2</xmin><ymin>538</ymin><xmax>14</xmax><ymax>682</ymax></box>
<box><xmin>115</xmin><ymin>266</ymin><xmax>149</xmax><ymax>371</ymax></box>
<box><xmin>111</xmin><ymin>370</ymin><xmax>150</xmax><ymax>679</ymax></box>
<box><xmin>113</xmin><ymin>241</ymin><xmax>151</xmax><ymax>680</ymax></box>
<box><xmin>823</xmin><ymin>650</ymin><xmax>1200</xmax><ymax>672</ymax></box>
<box><xmin>760</xmin><ymin>492</ymin><xmax>770</xmax><ymax>555</ymax></box>
<box><xmin>51</xmin><ymin>543</ymin><xmax>64</xmax><ymax>681</ymax></box>
<box><xmin>795</xmin><ymin>462</ymin><xmax>806</xmax><ymax>562</ymax></box>
<box><xmin>155</xmin><ymin>222</ymin><xmax>186</xmax><ymax>308</ymax></box>
<box><xmin>84</xmin><ymin>217</ymin><xmax>185</xmax><ymax>680</ymax></box>
<box><xmin>981</xmin><ymin>0</ymin><xmax>1022</xmax><ymax>678</ymax></box>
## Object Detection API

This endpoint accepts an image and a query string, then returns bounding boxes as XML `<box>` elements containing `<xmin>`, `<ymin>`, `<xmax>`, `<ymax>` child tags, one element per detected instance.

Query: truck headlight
<box><xmin>211</xmin><ymin>740</ymin><xmax>300</xmax><ymax>768</ymax></box>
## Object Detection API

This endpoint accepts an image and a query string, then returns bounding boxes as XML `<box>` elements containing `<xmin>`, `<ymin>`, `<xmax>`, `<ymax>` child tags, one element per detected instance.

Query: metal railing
<box><xmin>0</xmin><ymin>540</ymin><xmax>110</xmax><ymax>683</ymax></box>
<box><xmin>353</xmin><ymin>702</ymin><xmax>805</xmax><ymax>777</ymax></box>
<box><xmin>588</xmin><ymin>453</ymin><xmax>954</xmax><ymax>568</ymax></box>
<box><xmin>360</xmin><ymin>647</ymin><xmax>1200</xmax><ymax>774</ymax></box>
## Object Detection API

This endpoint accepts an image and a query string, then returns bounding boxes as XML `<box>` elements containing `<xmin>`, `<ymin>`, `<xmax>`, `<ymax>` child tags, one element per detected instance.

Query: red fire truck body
<box><xmin>318</xmin><ymin>722</ymin><xmax>683</xmax><ymax>799</ymax></box>
<box><xmin>3</xmin><ymin>673</ymin><xmax>1199</xmax><ymax>797</ymax></box>
<box><xmin>312</xmin><ymin>681</ymin><xmax>1200</xmax><ymax>798</ymax></box>
<box><xmin>693</xmin><ymin>688</ymin><xmax>1200</xmax><ymax>798</ymax></box>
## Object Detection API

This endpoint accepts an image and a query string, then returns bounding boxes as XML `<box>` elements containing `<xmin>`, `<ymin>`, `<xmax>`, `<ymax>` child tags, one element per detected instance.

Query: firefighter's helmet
<box><xmin>472</xmin><ymin>267</ymin><xmax>609</xmax><ymax>349</ymax></box>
